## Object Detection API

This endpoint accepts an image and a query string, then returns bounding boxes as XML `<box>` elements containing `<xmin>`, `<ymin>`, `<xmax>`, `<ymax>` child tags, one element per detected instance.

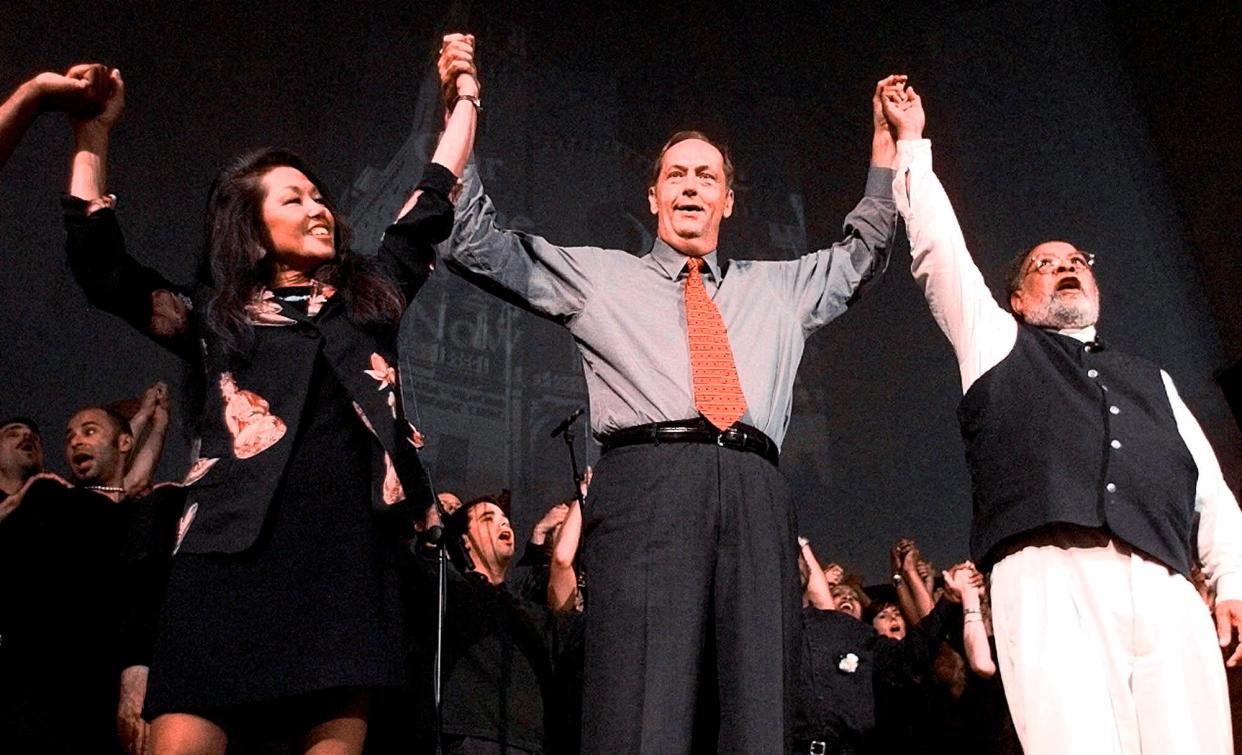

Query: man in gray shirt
<box><xmin>441</xmin><ymin>52</ymin><xmax>904</xmax><ymax>753</ymax></box>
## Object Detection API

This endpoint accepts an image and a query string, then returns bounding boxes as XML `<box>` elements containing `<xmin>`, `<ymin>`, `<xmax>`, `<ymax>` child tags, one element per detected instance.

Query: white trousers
<box><xmin>991</xmin><ymin>542</ymin><xmax>1233</xmax><ymax>755</ymax></box>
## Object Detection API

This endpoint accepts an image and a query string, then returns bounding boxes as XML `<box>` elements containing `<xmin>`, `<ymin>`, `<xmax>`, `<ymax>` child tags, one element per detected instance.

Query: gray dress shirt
<box><xmin>445</xmin><ymin>164</ymin><xmax>897</xmax><ymax>448</ymax></box>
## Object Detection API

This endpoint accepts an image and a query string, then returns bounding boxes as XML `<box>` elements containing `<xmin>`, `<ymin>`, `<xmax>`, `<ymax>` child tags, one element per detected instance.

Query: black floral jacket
<box><xmin>62</xmin><ymin>164</ymin><xmax>456</xmax><ymax>554</ymax></box>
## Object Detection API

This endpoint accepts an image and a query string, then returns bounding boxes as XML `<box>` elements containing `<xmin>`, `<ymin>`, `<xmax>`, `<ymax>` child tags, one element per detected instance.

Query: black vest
<box><xmin>959</xmin><ymin>325</ymin><xmax>1198</xmax><ymax>575</ymax></box>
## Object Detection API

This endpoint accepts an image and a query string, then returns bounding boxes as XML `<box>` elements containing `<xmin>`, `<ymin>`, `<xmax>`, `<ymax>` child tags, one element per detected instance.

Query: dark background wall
<box><xmin>1</xmin><ymin>0</ymin><xmax>1238</xmax><ymax>580</ymax></box>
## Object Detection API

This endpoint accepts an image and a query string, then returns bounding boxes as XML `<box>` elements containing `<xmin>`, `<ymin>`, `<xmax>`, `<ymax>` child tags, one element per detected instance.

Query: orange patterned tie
<box><xmin>684</xmin><ymin>257</ymin><xmax>747</xmax><ymax>430</ymax></box>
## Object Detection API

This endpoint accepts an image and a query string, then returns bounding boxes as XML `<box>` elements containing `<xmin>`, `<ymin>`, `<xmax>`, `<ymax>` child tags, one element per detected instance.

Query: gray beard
<box><xmin>1045</xmin><ymin>299</ymin><xmax>1095</xmax><ymax>329</ymax></box>
<box><xmin>1026</xmin><ymin>293</ymin><xmax>1098</xmax><ymax>330</ymax></box>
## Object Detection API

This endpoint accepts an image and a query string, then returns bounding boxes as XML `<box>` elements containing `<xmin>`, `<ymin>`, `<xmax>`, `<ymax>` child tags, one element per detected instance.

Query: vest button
<box><xmin>1087</xmin><ymin>369</ymin><xmax>1099</xmax><ymax>378</ymax></box>
<box><xmin>1109</xmin><ymin>406</ymin><xmax>1120</xmax><ymax>415</ymax></box>
<box><xmin>1111</xmin><ymin>439</ymin><xmax>1122</xmax><ymax>449</ymax></box>
<box><xmin>1106</xmin><ymin>482</ymin><xmax>1117</xmax><ymax>493</ymax></box>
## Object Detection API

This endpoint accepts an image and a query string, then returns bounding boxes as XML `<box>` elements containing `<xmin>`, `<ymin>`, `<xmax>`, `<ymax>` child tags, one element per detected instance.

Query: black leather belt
<box><xmin>599</xmin><ymin>418</ymin><xmax>779</xmax><ymax>467</ymax></box>
<box><xmin>792</xmin><ymin>740</ymin><xmax>834</xmax><ymax>755</ymax></box>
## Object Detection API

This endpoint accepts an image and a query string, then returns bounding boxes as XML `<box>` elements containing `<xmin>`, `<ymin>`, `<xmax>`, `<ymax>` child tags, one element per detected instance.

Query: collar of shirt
<box><xmin>1054</xmin><ymin>324</ymin><xmax>1098</xmax><ymax>344</ymax></box>
<box><xmin>647</xmin><ymin>237</ymin><xmax>724</xmax><ymax>285</ymax></box>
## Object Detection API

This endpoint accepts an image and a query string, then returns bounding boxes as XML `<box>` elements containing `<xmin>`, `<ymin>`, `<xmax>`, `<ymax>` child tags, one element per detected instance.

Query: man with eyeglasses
<box><xmin>881</xmin><ymin>84</ymin><xmax>1242</xmax><ymax>754</ymax></box>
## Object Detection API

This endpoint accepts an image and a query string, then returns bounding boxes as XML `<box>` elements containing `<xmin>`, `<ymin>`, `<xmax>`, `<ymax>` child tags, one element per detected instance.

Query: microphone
<box><xmin>549</xmin><ymin>407</ymin><xmax>585</xmax><ymax>438</ymax></box>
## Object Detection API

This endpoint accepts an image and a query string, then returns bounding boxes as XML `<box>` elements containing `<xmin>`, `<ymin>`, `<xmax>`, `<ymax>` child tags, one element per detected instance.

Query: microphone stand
<box><xmin>551</xmin><ymin>407</ymin><xmax>587</xmax><ymax>506</ymax></box>
<box><xmin>431</xmin><ymin>523</ymin><xmax>448</xmax><ymax>755</ymax></box>
<box><xmin>410</xmin><ymin>513</ymin><xmax>449</xmax><ymax>755</ymax></box>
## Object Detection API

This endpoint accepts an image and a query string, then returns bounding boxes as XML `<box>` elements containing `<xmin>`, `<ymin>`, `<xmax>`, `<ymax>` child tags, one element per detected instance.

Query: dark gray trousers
<box><xmin>579</xmin><ymin>442</ymin><xmax>801</xmax><ymax>754</ymax></box>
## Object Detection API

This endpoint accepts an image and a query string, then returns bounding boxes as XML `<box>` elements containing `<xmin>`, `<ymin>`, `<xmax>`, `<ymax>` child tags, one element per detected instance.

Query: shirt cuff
<box><xmin>61</xmin><ymin>193</ymin><xmax>117</xmax><ymax>216</ymax></box>
<box><xmin>1216</xmin><ymin>572</ymin><xmax>1242</xmax><ymax>604</ymax></box>
<box><xmin>864</xmin><ymin>165</ymin><xmax>897</xmax><ymax>199</ymax></box>
<box><xmin>417</xmin><ymin>162</ymin><xmax>459</xmax><ymax>200</ymax></box>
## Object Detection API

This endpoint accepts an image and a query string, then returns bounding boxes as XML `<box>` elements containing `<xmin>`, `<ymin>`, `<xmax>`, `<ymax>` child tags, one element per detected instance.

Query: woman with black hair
<box><xmin>61</xmin><ymin>35</ymin><xmax>479</xmax><ymax>754</ymax></box>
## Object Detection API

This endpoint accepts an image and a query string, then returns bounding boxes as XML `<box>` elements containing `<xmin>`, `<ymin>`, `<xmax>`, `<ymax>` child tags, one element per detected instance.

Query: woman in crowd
<box><xmin>59</xmin><ymin>36</ymin><xmax>479</xmax><ymax>754</ymax></box>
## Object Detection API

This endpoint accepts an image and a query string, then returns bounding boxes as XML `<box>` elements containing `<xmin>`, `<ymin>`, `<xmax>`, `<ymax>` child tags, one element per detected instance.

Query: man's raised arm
<box><xmin>772</xmin><ymin>76</ymin><xmax>905</xmax><ymax>333</ymax></box>
<box><xmin>886</xmin><ymin>84</ymin><xmax>1016</xmax><ymax>393</ymax></box>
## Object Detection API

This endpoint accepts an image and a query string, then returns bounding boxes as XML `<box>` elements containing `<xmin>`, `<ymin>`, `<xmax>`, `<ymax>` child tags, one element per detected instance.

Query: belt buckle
<box><xmin>810</xmin><ymin>742</ymin><xmax>827</xmax><ymax>755</ymax></box>
<box><xmin>717</xmin><ymin>426</ymin><xmax>744</xmax><ymax>448</ymax></box>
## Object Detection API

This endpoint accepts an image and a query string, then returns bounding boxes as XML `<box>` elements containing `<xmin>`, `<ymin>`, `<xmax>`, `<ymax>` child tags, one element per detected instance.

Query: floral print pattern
<box><xmin>364</xmin><ymin>352</ymin><xmax>397</xmax><ymax>391</ymax></box>
<box><xmin>245</xmin><ymin>289</ymin><xmax>297</xmax><ymax>327</ymax></box>
<box><xmin>173</xmin><ymin>501</ymin><xmax>199</xmax><ymax>555</ymax></box>
<box><xmin>182</xmin><ymin>456</ymin><xmax>220</xmax><ymax>486</ymax></box>
<box><xmin>364</xmin><ymin>353</ymin><xmax>400</xmax><ymax>418</ymax></box>
<box><xmin>219</xmin><ymin>372</ymin><xmax>287</xmax><ymax>459</ymax></box>
<box><xmin>381</xmin><ymin>453</ymin><xmax>404</xmax><ymax>505</ymax></box>
<box><xmin>306</xmin><ymin>282</ymin><xmax>336</xmax><ymax>317</ymax></box>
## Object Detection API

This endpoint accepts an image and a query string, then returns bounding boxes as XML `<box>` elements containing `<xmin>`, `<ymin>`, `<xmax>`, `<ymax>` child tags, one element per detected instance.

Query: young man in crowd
<box><xmin>386</xmin><ymin>493</ymin><xmax>579</xmax><ymax>755</ymax></box>
<box><xmin>0</xmin><ymin>403</ymin><xmax>135</xmax><ymax>752</ymax></box>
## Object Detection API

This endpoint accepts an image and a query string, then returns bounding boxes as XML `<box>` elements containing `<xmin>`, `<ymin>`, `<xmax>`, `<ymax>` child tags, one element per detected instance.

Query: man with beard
<box><xmin>0</xmin><ymin>405</ymin><xmax>135</xmax><ymax>752</ymax></box>
<box><xmin>0</xmin><ymin>416</ymin><xmax>44</xmax><ymax>505</ymax></box>
<box><xmin>883</xmin><ymin>83</ymin><xmax>1242</xmax><ymax>753</ymax></box>
<box><xmin>64</xmin><ymin>405</ymin><xmax>136</xmax><ymax>495</ymax></box>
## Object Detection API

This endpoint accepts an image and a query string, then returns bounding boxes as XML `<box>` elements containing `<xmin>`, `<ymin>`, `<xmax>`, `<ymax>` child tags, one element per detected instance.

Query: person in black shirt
<box><xmin>792</xmin><ymin>546</ymin><xmax>965</xmax><ymax>755</ymax></box>
<box><xmin>0</xmin><ymin>405</ymin><xmax>135</xmax><ymax>753</ymax></box>
<box><xmin>55</xmin><ymin>36</ymin><xmax>482</xmax><ymax>753</ymax></box>
<box><xmin>384</xmin><ymin>494</ymin><xmax>573</xmax><ymax>755</ymax></box>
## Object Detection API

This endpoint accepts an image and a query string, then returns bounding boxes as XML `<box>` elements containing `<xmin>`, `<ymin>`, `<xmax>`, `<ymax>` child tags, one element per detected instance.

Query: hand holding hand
<box><xmin>900</xmin><ymin>540</ymin><xmax>922</xmax><ymax>576</ymax></box>
<box><xmin>872</xmin><ymin>75</ymin><xmax>907</xmax><ymax>137</ymax></box>
<box><xmin>869</xmin><ymin>74</ymin><xmax>907</xmax><ymax>165</ymax></box>
<box><xmin>141</xmin><ymin>381</ymin><xmax>170</xmax><ymax>412</ymax></box>
<box><xmin>880</xmin><ymin>78</ymin><xmax>924</xmax><ymax>141</ymax></box>
<box><xmin>27</xmin><ymin>63</ymin><xmax>110</xmax><ymax>117</ymax></box>
<box><xmin>68</xmin><ymin>65</ymin><xmax>124</xmax><ymax>142</ymax></box>
<box><xmin>438</xmin><ymin>33</ymin><xmax>479</xmax><ymax>106</ymax></box>
<box><xmin>942</xmin><ymin>562</ymin><xmax>980</xmax><ymax>601</ymax></box>
<box><xmin>531</xmin><ymin>501</ymin><xmax>571</xmax><ymax>546</ymax></box>
<box><xmin>891</xmin><ymin>537</ymin><xmax>915</xmax><ymax>572</ymax></box>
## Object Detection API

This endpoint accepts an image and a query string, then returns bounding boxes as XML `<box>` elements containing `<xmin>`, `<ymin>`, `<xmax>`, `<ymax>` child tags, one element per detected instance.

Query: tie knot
<box><xmin>685</xmin><ymin>259</ymin><xmax>705</xmax><ymax>283</ymax></box>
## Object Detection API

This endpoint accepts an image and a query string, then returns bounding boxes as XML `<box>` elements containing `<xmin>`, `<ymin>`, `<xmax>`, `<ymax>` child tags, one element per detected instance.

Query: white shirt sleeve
<box><xmin>1163</xmin><ymin>371</ymin><xmax>1242</xmax><ymax>602</ymax></box>
<box><xmin>894</xmin><ymin>139</ymin><xmax>1018</xmax><ymax>393</ymax></box>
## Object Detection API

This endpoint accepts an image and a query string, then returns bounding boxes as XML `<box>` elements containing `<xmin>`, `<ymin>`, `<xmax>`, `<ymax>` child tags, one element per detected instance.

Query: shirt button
<box><xmin>1109</xmin><ymin>406</ymin><xmax>1120</xmax><ymax>415</ymax></box>
<box><xmin>1087</xmin><ymin>369</ymin><xmax>1099</xmax><ymax>378</ymax></box>
<box><xmin>1106</xmin><ymin>482</ymin><xmax>1117</xmax><ymax>493</ymax></box>
<box><xmin>1111</xmin><ymin>439</ymin><xmax>1122</xmax><ymax>449</ymax></box>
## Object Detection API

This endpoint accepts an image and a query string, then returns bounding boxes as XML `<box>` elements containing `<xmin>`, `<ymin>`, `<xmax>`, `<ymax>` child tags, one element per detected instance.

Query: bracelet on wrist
<box><xmin>453</xmin><ymin>94</ymin><xmax>482</xmax><ymax>112</ymax></box>
<box><xmin>891</xmin><ymin>572</ymin><xmax>904</xmax><ymax>585</ymax></box>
